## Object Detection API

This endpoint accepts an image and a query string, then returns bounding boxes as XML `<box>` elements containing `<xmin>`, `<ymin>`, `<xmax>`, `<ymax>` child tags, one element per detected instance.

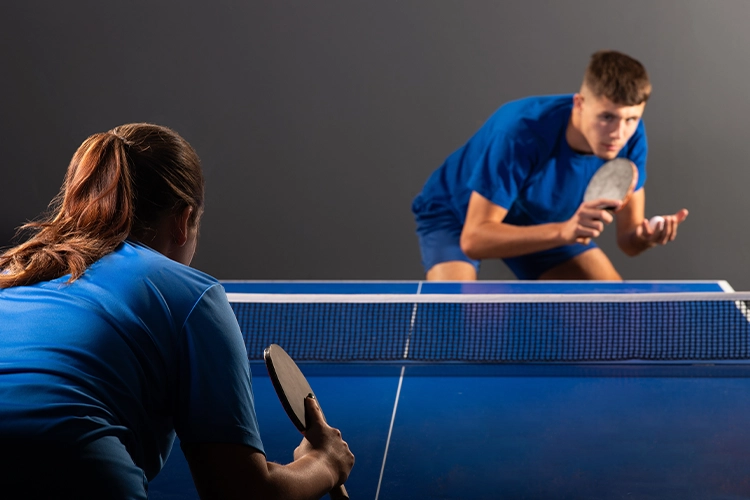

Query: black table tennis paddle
<box><xmin>264</xmin><ymin>344</ymin><xmax>349</xmax><ymax>499</ymax></box>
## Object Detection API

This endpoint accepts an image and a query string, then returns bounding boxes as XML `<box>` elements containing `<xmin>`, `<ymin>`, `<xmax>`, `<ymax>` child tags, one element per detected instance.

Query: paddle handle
<box><xmin>330</xmin><ymin>484</ymin><xmax>349</xmax><ymax>499</ymax></box>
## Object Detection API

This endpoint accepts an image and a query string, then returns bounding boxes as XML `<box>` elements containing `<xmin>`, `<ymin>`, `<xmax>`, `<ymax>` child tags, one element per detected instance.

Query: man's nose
<box><xmin>610</xmin><ymin>120</ymin><xmax>625</xmax><ymax>139</ymax></box>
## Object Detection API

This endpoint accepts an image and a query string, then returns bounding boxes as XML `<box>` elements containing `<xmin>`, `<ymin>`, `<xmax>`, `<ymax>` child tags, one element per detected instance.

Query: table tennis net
<box><xmin>227</xmin><ymin>292</ymin><xmax>750</xmax><ymax>362</ymax></box>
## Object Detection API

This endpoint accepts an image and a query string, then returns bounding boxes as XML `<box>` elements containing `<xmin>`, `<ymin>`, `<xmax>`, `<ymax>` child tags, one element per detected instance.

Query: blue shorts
<box><xmin>502</xmin><ymin>243</ymin><xmax>596</xmax><ymax>279</ymax></box>
<box><xmin>416</xmin><ymin>225</ymin><xmax>481</xmax><ymax>274</ymax></box>
<box><xmin>413</xmin><ymin>197</ymin><xmax>596</xmax><ymax>280</ymax></box>
<box><xmin>413</xmin><ymin>196</ymin><xmax>481</xmax><ymax>274</ymax></box>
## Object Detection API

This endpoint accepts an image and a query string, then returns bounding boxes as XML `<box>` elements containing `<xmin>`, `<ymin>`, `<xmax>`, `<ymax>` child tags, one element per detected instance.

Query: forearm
<box><xmin>461</xmin><ymin>221</ymin><xmax>567</xmax><ymax>260</ymax></box>
<box><xmin>264</xmin><ymin>452</ymin><xmax>338</xmax><ymax>499</ymax></box>
<box><xmin>615</xmin><ymin>188</ymin><xmax>651</xmax><ymax>257</ymax></box>
<box><xmin>618</xmin><ymin>228</ymin><xmax>651</xmax><ymax>257</ymax></box>
<box><xmin>184</xmin><ymin>443</ymin><xmax>339</xmax><ymax>500</ymax></box>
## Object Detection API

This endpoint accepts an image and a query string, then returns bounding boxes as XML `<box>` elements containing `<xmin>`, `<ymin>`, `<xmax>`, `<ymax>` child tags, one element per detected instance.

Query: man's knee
<box><xmin>426</xmin><ymin>261</ymin><xmax>478</xmax><ymax>281</ymax></box>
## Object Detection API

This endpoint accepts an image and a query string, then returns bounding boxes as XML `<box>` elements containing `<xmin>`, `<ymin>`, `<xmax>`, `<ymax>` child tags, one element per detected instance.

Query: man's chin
<box><xmin>596</xmin><ymin>149</ymin><xmax>620</xmax><ymax>160</ymax></box>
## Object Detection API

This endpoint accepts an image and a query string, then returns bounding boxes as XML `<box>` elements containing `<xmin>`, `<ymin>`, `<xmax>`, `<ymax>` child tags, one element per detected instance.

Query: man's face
<box><xmin>573</xmin><ymin>91</ymin><xmax>646</xmax><ymax>159</ymax></box>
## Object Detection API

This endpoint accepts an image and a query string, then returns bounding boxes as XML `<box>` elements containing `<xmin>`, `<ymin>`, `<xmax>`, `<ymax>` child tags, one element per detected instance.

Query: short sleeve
<box><xmin>627</xmin><ymin>120</ymin><xmax>648</xmax><ymax>191</ymax></box>
<box><xmin>173</xmin><ymin>284</ymin><xmax>264</xmax><ymax>454</ymax></box>
<box><xmin>466</xmin><ymin>135</ymin><xmax>534</xmax><ymax>210</ymax></box>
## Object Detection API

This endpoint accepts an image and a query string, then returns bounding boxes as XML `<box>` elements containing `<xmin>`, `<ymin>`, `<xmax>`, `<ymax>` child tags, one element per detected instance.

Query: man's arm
<box><xmin>460</xmin><ymin>191</ymin><xmax>620</xmax><ymax>259</ymax></box>
<box><xmin>616</xmin><ymin>188</ymin><xmax>689</xmax><ymax>256</ymax></box>
<box><xmin>182</xmin><ymin>397</ymin><xmax>353</xmax><ymax>500</ymax></box>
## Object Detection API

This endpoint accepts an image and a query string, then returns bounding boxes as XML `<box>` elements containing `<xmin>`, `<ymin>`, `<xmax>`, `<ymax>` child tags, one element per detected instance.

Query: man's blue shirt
<box><xmin>412</xmin><ymin>94</ymin><xmax>648</xmax><ymax>278</ymax></box>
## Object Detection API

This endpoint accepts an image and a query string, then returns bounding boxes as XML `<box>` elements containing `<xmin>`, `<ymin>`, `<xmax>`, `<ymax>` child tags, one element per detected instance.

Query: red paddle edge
<box><xmin>613</xmin><ymin>161</ymin><xmax>639</xmax><ymax>213</ymax></box>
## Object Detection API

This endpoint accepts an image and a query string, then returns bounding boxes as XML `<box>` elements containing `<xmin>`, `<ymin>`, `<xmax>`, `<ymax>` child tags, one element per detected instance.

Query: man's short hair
<box><xmin>583</xmin><ymin>50</ymin><xmax>651</xmax><ymax>106</ymax></box>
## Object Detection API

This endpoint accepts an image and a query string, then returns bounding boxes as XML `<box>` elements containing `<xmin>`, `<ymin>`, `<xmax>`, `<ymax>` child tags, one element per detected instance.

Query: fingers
<box><xmin>642</xmin><ymin>210</ymin><xmax>689</xmax><ymax>245</ymax></box>
<box><xmin>563</xmin><ymin>201</ymin><xmax>618</xmax><ymax>244</ymax></box>
<box><xmin>643</xmin><ymin>219</ymin><xmax>670</xmax><ymax>245</ymax></box>
<box><xmin>295</xmin><ymin>396</ymin><xmax>323</xmax><ymax>461</ymax></box>
<box><xmin>574</xmin><ymin>226</ymin><xmax>601</xmax><ymax>241</ymax></box>
<box><xmin>574</xmin><ymin>204</ymin><xmax>615</xmax><ymax>240</ymax></box>
<box><xmin>664</xmin><ymin>214</ymin><xmax>680</xmax><ymax>243</ymax></box>
<box><xmin>293</xmin><ymin>437</ymin><xmax>312</xmax><ymax>461</ymax></box>
<box><xmin>666</xmin><ymin>209</ymin><xmax>688</xmax><ymax>242</ymax></box>
<box><xmin>580</xmin><ymin>200</ymin><xmax>616</xmax><ymax>225</ymax></box>
<box><xmin>583</xmin><ymin>198</ymin><xmax>623</xmax><ymax>212</ymax></box>
<box><xmin>304</xmin><ymin>394</ymin><xmax>325</xmax><ymax>429</ymax></box>
<box><xmin>303</xmin><ymin>395</ymin><xmax>345</xmax><ymax>446</ymax></box>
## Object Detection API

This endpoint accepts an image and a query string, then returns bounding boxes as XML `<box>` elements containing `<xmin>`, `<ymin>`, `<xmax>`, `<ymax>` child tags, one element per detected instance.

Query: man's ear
<box><xmin>173</xmin><ymin>206</ymin><xmax>193</xmax><ymax>246</ymax></box>
<box><xmin>572</xmin><ymin>92</ymin><xmax>584</xmax><ymax>111</ymax></box>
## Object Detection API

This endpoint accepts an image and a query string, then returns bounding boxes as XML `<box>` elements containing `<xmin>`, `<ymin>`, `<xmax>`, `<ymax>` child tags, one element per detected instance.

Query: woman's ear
<box><xmin>173</xmin><ymin>206</ymin><xmax>193</xmax><ymax>246</ymax></box>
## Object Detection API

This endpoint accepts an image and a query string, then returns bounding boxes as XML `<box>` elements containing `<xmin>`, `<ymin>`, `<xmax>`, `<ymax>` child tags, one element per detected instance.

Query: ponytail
<box><xmin>0</xmin><ymin>123</ymin><xmax>204</xmax><ymax>288</ymax></box>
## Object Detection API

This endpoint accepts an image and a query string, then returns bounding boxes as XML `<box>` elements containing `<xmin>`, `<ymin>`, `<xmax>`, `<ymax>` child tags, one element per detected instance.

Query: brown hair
<box><xmin>583</xmin><ymin>50</ymin><xmax>651</xmax><ymax>106</ymax></box>
<box><xmin>0</xmin><ymin>123</ymin><xmax>204</xmax><ymax>288</ymax></box>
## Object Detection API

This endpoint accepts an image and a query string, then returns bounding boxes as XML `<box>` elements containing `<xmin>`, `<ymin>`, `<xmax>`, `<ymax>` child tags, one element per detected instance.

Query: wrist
<box><xmin>551</xmin><ymin>222</ymin><xmax>568</xmax><ymax>246</ymax></box>
<box><xmin>627</xmin><ymin>230</ymin><xmax>652</xmax><ymax>255</ymax></box>
<box><xmin>294</xmin><ymin>449</ymin><xmax>339</xmax><ymax>492</ymax></box>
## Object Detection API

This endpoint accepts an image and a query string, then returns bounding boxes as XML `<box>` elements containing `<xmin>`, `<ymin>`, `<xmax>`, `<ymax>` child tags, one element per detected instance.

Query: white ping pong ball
<box><xmin>648</xmin><ymin>216</ymin><xmax>665</xmax><ymax>231</ymax></box>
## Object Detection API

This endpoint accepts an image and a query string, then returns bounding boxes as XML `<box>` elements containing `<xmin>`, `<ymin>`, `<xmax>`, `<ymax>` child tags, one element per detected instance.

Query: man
<box><xmin>412</xmin><ymin>50</ymin><xmax>688</xmax><ymax>281</ymax></box>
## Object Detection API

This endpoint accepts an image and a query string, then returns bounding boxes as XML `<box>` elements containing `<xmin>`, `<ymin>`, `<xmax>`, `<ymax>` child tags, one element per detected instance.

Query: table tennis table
<box><xmin>150</xmin><ymin>280</ymin><xmax>750</xmax><ymax>500</ymax></box>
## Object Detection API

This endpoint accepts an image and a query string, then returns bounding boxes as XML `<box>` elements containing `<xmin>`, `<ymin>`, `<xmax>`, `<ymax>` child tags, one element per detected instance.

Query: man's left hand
<box><xmin>634</xmin><ymin>208</ymin><xmax>689</xmax><ymax>247</ymax></box>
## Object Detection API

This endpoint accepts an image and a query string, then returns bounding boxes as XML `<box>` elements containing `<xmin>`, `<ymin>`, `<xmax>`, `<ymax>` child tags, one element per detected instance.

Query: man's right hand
<box><xmin>560</xmin><ymin>198</ymin><xmax>622</xmax><ymax>245</ymax></box>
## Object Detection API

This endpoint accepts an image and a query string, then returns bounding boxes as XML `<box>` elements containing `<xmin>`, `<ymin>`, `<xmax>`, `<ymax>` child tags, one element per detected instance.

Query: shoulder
<box><xmin>491</xmin><ymin>94</ymin><xmax>573</xmax><ymax>126</ymax></box>
<box><xmin>83</xmin><ymin>241</ymin><xmax>222</xmax><ymax>320</ymax></box>
<box><xmin>483</xmin><ymin>94</ymin><xmax>573</xmax><ymax>144</ymax></box>
<box><xmin>498</xmin><ymin>94</ymin><xmax>574</xmax><ymax>113</ymax></box>
<box><xmin>102</xmin><ymin>241</ymin><xmax>217</xmax><ymax>286</ymax></box>
<box><xmin>475</xmin><ymin>94</ymin><xmax>573</xmax><ymax>160</ymax></box>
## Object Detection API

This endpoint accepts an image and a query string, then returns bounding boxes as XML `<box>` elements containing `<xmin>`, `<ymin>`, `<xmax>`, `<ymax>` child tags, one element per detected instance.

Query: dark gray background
<box><xmin>1</xmin><ymin>1</ymin><xmax>747</xmax><ymax>287</ymax></box>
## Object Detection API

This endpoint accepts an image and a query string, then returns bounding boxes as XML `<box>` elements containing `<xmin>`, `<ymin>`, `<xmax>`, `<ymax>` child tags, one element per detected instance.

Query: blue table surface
<box><xmin>150</xmin><ymin>280</ymin><xmax>750</xmax><ymax>499</ymax></box>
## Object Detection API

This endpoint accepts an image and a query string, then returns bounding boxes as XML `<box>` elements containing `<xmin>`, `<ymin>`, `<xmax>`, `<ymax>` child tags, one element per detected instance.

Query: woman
<box><xmin>0</xmin><ymin>123</ymin><xmax>353</xmax><ymax>499</ymax></box>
